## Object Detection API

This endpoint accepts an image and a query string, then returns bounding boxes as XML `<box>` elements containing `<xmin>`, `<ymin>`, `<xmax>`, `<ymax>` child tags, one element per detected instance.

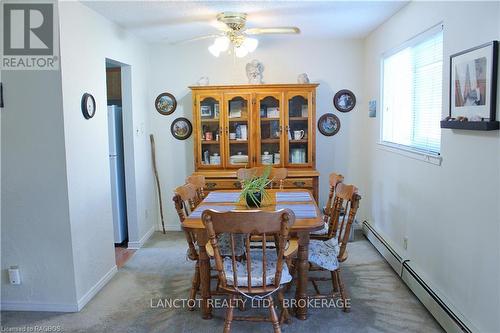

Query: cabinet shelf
<box><xmin>289</xmin><ymin>139</ymin><xmax>308</xmax><ymax>143</ymax></box>
<box><xmin>261</xmin><ymin>138</ymin><xmax>280</xmax><ymax>143</ymax></box>
<box><xmin>229</xmin><ymin>140</ymin><xmax>248</xmax><ymax>144</ymax></box>
<box><xmin>201</xmin><ymin>141</ymin><xmax>220</xmax><ymax>145</ymax></box>
<box><xmin>201</xmin><ymin>118</ymin><xmax>220</xmax><ymax>123</ymax></box>
<box><xmin>260</xmin><ymin>117</ymin><xmax>280</xmax><ymax>122</ymax></box>
<box><xmin>228</xmin><ymin>117</ymin><xmax>248</xmax><ymax>122</ymax></box>
<box><xmin>289</xmin><ymin>117</ymin><xmax>308</xmax><ymax>121</ymax></box>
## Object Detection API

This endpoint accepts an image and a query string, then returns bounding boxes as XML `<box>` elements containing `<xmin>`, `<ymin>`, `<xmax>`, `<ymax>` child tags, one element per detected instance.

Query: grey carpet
<box><xmin>1</xmin><ymin>232</ymin><xmax>444</xmax><ymax>333</ymax></box>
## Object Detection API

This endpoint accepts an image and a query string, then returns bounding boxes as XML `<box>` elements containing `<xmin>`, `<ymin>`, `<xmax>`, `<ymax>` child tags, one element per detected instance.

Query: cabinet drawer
<box><xmin>205</xmin><ymin>179</ymin><xmax>241</xmax><ymax>190</ymax></box>
<box><xmin>281</xmin><ymin>178</ymin><xmax>313</xmax><ymax>189</ymax></box>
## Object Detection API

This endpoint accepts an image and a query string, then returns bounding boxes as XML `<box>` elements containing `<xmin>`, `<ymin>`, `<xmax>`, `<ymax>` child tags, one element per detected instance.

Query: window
<box><xmin>381</xmin><ymin>25</ymin><xmax>443</xmax><ymax>154</ymax></box>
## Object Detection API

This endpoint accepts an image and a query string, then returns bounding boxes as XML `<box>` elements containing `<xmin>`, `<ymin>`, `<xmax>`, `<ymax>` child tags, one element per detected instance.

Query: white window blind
<box><xmin>381</xmin><ymin>25</ymin><xmax>443</xmax><ymax>154</ymax></box>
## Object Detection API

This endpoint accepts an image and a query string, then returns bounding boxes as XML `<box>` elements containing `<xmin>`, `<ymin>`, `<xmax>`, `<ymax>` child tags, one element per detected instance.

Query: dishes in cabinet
<box><xmin>230</xmin><ymin>152</ymin><xmax>248</xmax><ymax>164</ymax></box>
<box><xmin>290</xmin><ymin>148</ymin><xmax>306</xmax><ymax>163</ymax></box>
<box><xmin>261</xmin><ymin>151</ymin><xmax>273</xmax><ymax>165</ymax></box>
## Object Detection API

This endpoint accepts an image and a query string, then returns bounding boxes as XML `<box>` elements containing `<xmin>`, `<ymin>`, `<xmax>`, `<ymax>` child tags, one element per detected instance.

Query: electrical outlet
<box><xmin>403</xmin><ymin>237</ymin><xmax>408</xmax><ymax>250</ymax></box>
<box><xmin>8</xmin><ymin>266</ymin><xmax>21</xmax><ymax>285</ymax></box>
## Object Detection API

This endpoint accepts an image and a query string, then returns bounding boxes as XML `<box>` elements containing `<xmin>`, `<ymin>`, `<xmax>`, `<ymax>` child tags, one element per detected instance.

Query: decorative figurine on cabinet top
<box><xmin>246</xmin><ymin>59</ymin><xmax>264</xmax><ymax>84</ymax></box>
<box><xmin>297</xmin><ymin>73</ymin><xmax>310</xmax><ymax>84</ymax></box>
<box><xmin>197</xmin><ymin>76</ymin><xmax>209</xmax><ymax>86</ymax></box>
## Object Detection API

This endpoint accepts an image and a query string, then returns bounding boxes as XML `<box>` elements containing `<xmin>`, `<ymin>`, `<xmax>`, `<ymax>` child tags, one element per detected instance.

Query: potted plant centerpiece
<box><xmin>240</xmin><ymin>167</ymin><xmax>272</xmax><ymax>208</ymax></box>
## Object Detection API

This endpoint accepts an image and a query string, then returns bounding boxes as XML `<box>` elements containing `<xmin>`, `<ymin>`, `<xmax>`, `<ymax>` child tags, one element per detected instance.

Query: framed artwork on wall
<box><xmin>450</xmin><ymin>41</ymin><xmax>498</xmax><ymax>120</ymax></box>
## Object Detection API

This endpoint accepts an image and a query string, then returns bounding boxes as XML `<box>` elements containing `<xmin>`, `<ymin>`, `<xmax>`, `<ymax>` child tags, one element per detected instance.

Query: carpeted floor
<box><xmin>1</xmin><ymin>232</ymin><xmax>444</xmax><ymax>333</ymax></box>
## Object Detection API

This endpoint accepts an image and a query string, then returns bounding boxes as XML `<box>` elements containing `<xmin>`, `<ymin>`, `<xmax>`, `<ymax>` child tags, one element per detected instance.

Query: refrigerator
<box><xmin>108</xmin><ymin>105</ymin><xmax>128</xmax><ymax>244</ymax></box>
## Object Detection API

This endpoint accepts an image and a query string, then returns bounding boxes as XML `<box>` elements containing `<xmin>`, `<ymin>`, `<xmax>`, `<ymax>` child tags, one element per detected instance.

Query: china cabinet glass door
<box><xmin>197</xmin><ymin>95</ymin><xmax>223</xmax><ymax>168</ymax></box>
<box><xmin>256</xmin><ymin>93</ymin><xmax>283</xmax><ymax>167</ymax></box>
<box><xmin>286</xmin><ymin>92</ymin><xmax>312</xmax><ymax>167</ymax></box>
<box><xmin>224</xmin><ymin>93</ymin><xmax>252</xmax><ymax>168</ymax></box>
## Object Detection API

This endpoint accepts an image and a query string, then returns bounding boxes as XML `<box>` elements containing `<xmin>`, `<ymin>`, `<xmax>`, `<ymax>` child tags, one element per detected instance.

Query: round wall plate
<box><xmin>318</xmin><ymin>113</ymin><xmax>341</xmax><ymax>136</ymax></box>
<box><xmin>333</xmin><ymin>89</ymin><xmax>356</xmax><ymax>112</ymax></box>
<box><xmin>171</xmin><ymin>117</ymin><xmax>193</xmax><ymax>140</ymax></box>
<box><xmin>155</xmin><ymin>92</ymin><xmax>177</xmax><ymax>115</ymax></box>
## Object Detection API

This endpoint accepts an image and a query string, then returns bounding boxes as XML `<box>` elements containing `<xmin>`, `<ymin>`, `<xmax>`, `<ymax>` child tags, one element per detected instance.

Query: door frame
<box><xmin>105</xmin><ymin>58</ymin><xmax>138</xmax><ymax>248</ymax></box>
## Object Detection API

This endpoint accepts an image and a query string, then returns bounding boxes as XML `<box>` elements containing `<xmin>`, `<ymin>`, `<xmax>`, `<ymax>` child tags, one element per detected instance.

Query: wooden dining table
<box><xmin>181</xmin><ymin>188</ymin><xmax>323</xmax><ymax>320</ymax></box>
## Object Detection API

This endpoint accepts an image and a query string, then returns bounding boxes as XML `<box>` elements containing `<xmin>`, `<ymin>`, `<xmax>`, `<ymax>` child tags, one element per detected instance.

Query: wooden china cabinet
<box><xmin>190</xmin><ymin>83</ymin><xmax>320</xmax><ymax>200</ymax></box>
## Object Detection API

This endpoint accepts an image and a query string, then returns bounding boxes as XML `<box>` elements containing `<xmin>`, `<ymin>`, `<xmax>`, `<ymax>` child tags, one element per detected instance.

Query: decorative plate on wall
<box><xmin>171</xmin><ymin>117</ymin><xmax>193</xmax><ymax>140</ymax></box>
<box><xmin>318</xmin><ymin>113</ymin><xmax>340</xmax><ymax>136</ymax></box>
<box><xmin>81</xmin><ymin>93</ymin><xmax>96</xmax><ymax>119</ymax></box>
<box><xmin>333</xmin><ymin>89</ymin><xmax>356</xmax><ymax>112</ymax></box>
<box><xmin>155</xmin><ymin>92</ymin><xmax>177</xmax><ymax>115</ymax></box>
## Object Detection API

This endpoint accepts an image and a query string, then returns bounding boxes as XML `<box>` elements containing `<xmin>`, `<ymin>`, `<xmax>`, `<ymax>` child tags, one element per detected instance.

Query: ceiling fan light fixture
<box><xmin>208</xmin><ymin>43</ymin><xmax>221</xmax><ymax>57</ymax></box>
<box><xmin>242</xmin><ymin>37</ymin><xmax>258</xmax><ymax>52</ymax></box>
<box><xmin>214</xmin><ymin>36</ymin><xmax>230</xmax><ymax>52</ymax></box>
<box><xmin>234</xmin><ymin>45</ymin><xmax>249</xmax><ymax>58</ymax></box>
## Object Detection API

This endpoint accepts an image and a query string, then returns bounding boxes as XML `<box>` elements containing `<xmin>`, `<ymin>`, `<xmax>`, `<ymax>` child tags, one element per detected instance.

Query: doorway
<box><xmin>105</xmin><ymin>59</ymin><xmax>135</xmax><ymax>268</ymax></box>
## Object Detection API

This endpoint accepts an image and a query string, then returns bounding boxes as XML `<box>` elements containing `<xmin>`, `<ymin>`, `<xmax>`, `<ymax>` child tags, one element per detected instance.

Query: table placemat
<box><xmin>188</xmin><ymin>205</ymin><xmax>237</xmax><ymax>219</ymax></box>
<box><xmin>276</xmin><ymin>204</ymin><xmax>317</xmax><ymax>218</ymax></box>
<box><xmin>276</xmin><ymin>191</ymin><xmax>312</xmax><ymax>202</ymax></box>
<box><xmin>203</xmin><ymin>192</ymin><xmax>241</xmax><ymax>203</ymax></box>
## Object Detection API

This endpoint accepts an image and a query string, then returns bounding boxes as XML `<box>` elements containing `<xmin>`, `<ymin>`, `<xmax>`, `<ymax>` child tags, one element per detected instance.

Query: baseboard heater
<box><xmin>362</xmin><ymin>221</ymin><xmax>473</xmax><ymax>333</ymax></box>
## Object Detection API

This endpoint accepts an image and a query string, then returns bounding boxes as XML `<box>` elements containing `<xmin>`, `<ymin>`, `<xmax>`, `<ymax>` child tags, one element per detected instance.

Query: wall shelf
<box><xmin>440</xmin><ymin>120</ymin><xmax>500</xmax><ymax>131</ymax></box>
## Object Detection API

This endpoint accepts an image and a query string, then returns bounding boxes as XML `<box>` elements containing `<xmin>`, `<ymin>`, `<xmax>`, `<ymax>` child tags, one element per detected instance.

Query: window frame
<box><xmin>379</xmin><ymin>23</ymin><xmax>444</xmax><ymax>163</ymax></box>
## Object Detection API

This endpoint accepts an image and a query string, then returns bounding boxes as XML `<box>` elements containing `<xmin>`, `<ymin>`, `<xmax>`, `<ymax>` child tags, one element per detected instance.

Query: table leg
<box><xmin>197</xmin><ymin>231</ymin><xmax>212</xmax><ymax>319</ymax></box>
<box><xmin>295</xmin><ymin>231</ymin><xmax>309</xmax><ymax>320</ymax></box>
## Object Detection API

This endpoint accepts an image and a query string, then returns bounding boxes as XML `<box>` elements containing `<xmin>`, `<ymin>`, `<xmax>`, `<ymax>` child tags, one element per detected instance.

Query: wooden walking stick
<box><xmin>150</xmin><ymin>134</ymin><xmax>166</xmax><ymax>234</ymax></box>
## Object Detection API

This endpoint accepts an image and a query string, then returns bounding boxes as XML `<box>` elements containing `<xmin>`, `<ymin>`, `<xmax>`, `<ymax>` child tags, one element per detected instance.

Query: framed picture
<box><xmin>317</xmin><ymin>113</ymin><xmax>341</xmax><ymax>136</ymax></box>
<box><xmin>450</xmin><ymin>41</ymin><xmax>498</xmax><ymax>120</ymax></box>
<box><xmin>201</xmin><ymin>105</ymin><xmax>212</xmax><ymax>118</ymax></box>
<box><xmin>171</xmin><ymin>117</ymin><xmax>193</xmax><ymax>140</ymax></box>
<box><xmin>333</xmin><ymin>89</ymin><xmax>356</xmax><ymax>112</ymax></box>
<box><xmin>214</xmin><ymin>104</ymin><xmax>220</xmax><ymax>118</ymax></box>
<box><xmin>155</xmin><ymin>92</ymin><xmax>177</xmax><ymax>115</ymax></box>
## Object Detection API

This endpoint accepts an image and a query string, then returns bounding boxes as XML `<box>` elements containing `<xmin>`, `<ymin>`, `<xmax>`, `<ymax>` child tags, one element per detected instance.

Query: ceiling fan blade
<box><xmin>170</xmin><ymin>34</ymin><xmax>220</xmax><ymax>45</ymax></box>
<box><xmin>244</xmin><ymin>27</ymin><xmax>301</xmax><ymax>35</ymax></box>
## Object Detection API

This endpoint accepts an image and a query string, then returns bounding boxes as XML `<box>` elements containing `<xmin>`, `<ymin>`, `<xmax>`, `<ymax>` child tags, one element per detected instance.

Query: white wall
<box><xmin>360</xmin><ymin>2</ymin><xmax>500</xmax><ymax>332</ymax></box>
<box><xmin>148</xmin><ymin>37</ymin><xmax>364</xmax><ymax>230</ymax></box>
<box><xmin>58</xmin><ymin>1</ymin><xmax>155</xmax><ymax>302</ymax></box>
<box><xmin>1</xmin><ymin>69</ymin><xmax>78</xmax><ymax>309</ymax></box>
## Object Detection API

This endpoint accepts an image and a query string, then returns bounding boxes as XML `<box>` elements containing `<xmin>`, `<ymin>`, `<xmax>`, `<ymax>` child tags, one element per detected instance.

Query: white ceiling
<box><xmin>83</xmin><ymin>1</ymin><xmax>409</xmax><ymax>43</ymax></box>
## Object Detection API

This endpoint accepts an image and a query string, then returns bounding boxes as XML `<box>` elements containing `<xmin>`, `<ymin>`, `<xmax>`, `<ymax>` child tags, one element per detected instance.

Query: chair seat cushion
<box><xmin>310</xmin><ymin>222</ymin><xmax>329</xmax><ymax>235</ymax></box>
<box><xmin>308</xmin><ymin>238</ymin><xmax>340</xmax><ymax>271</ymax></box>
<box><xmin>223</xmin><ymin>257</ymin><xmax>292</xmax><ymax>287</ymax></box>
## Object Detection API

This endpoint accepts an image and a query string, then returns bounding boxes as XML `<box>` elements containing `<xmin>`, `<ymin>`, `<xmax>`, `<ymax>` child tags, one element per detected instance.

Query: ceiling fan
<box><xmin>173</xmin><ymin>12</ymin><xmax>301</xmax><ymax>57</ymax></box>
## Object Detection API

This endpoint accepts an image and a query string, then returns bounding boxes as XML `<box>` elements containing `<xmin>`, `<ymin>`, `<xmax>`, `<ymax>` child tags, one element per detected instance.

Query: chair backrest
<box><xmin>202</xmin><ymin>209</ymin><xmax>295</xmax><ymax>293</ymax></box>
<box><xmin>323</xmin><ymin>173</ymin><xmax>344</xmax><ymax>223</ymax></box>
<box><xmin>173</xmin><ymin>183</ymin><xmax>199</xmax><ymax>260</ymax></box>
<box><xmin>237</xmin><ymin>167</ymin><xmax>287</xmax><ymax>189</ymax></box>
<box><xmin>186</xmin><ymin>174</ymin><xmax>206</xmax><ymax>205</ymax></box>
<box><xmin>270</xmin><ymin>168</ymin><xmax>287</xmax><ymax>189</ymax></box>
<box><xmin>236</xmin><ymin>168</ymin><xmax>257</xmax><ymax>183</ymax></box>
<box><xmin>327</xmin><ymin>183</ymin><xmax>361</xmax><ymax>262</ymax></box>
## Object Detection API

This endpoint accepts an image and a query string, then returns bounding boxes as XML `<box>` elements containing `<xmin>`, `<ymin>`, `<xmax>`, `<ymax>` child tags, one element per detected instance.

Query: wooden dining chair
<box><xmin>313</xmin><ymin>172</ymin><xmax>344</xmax><ymax>238</ymax></box>
<box><xmin>173</xmin><ymin>183</ymin><xmax>223</xmax><ymax>310</ymax></box>
<box><xmin>269</xmin><ymin>168</ymin><xmax>287</xmax><ymax>189</ymax></box>
<box><xmin>307</xmin><ymin>183</ymin><xmax>361</xmax><ymax>312</ymax></box>
<box><xmin>186</xmin><ymin>174</ymin><xmax>206</xmax><ymax>206</ymax></box>
<box><xmin>237</xmin><ymin>167</ymin><xmax>287</xmax><ymax>189</ymax></box>
<box><xmin>202</xmin><ymin>209</ymin><xmax>296</xmax><ymax>333</ymax></box>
